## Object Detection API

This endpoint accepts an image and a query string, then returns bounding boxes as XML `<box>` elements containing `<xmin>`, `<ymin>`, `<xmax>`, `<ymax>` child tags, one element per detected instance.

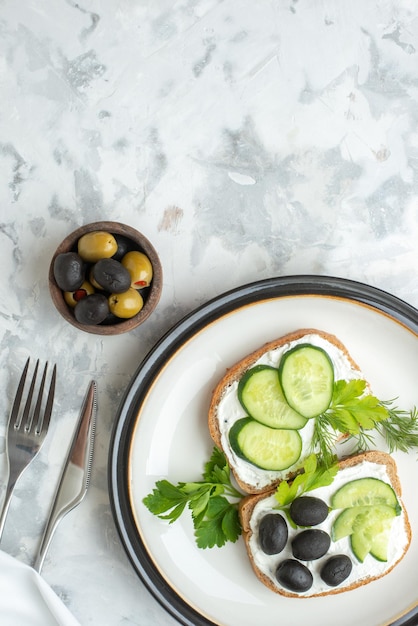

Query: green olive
<box><xmin>78</xmin><ymin>231</ymin><xmax>118</xmax><ymax>263</ymax></box>
<box><xmin>64</xmin><ymin>281</ymin><xmax>95</xmax><ymax>307</ymax></box>
<box><xmin>108</xmin><ymin>288</ymin><xmax>144</xmax><ymax>318</ymax></box>
<box><xmin>121</xmin><ymin>251</ymin><xmax>153</xmax><ymax>288</ymax></box>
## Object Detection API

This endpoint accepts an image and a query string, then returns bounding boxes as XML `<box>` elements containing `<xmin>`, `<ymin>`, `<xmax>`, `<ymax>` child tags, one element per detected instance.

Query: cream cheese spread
<box><xmin>217</xmin><ymin>333</ymin><xmax>364</xmax><ymax>490</ymax></box>
<box><xmin>247</xmin><ymin>461</ymin><xmax>409</xmax><ymax>596</ymax></box>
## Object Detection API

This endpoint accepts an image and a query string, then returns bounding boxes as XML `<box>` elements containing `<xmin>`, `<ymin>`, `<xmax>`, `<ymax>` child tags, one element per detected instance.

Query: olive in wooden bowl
<box><xmin>49</xmin><ymin>221</ymin><xmax>163</xmax><ymax>335</ymax></box>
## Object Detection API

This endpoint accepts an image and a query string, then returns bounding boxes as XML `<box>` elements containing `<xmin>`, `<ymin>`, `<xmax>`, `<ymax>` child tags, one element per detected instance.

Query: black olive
<box><xmin>100</xmin><ymin>312</ymin><xmax>120</xmax><ymax>325</ymax></box>
<box><xmin>258</xmin><ymin>514</ymin><xmax>288</xmax><ymax>555</ymax></box>
<box><xmin>53</xmin><ymin>252</ymin><xmax>85</xmax><ymax>291</ymax></box>
<box><xmin>290</xmin><ymin>496</ymin><xmax>329</xmax><ymax>527</ymax></box>
<box><xmin>320</xmin><ymin>555</ymin><xmax>353</xmax><ymax>587</ymax></box>
<box><xmin>91</xmin><ymin>258</ymin><xmax>131</xmax><ymax>293</ymax></box>
<box><xmin>291</xmin><ymin>529</ymin><xmax>331</xmax><ymax>561</ymax></box>
<box><xmin>112</xmin><ymin>234</ymin><xmax>136</xmax><ymax>261</ymax></box>
<box><xmin>74</xmin><ymin>293</ymin><xmax>109</xmax><ymax>325</ymax></box>
<box><xmin>276</xmin><ymin>559</ymin><xmax>313</xmax><ymax>593</ymax></box>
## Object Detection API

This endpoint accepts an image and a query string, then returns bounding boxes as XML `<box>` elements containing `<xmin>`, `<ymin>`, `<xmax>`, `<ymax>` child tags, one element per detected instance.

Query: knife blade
<box><xmin>33</xmin><ymin>379</ymin><xmax>97</xmax><ymax>573</ymax></box>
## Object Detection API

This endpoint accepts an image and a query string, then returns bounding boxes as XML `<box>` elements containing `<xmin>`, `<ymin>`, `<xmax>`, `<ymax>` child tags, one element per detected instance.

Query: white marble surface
<box><xmin>0</xmin><ymin>1</ymin><xmax>417</xmax><ymax>624</ymax></box>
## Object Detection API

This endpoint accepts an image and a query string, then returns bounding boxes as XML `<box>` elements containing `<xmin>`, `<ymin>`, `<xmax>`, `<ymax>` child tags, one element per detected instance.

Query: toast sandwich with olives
<box><xmin>239</xmin><ymin>451</ymin><xmax>411</xmax><ymax>597</ymax></box>
<box><xmin>208</xmin><ymin>328</ymin><xmax>368</xmax><ymax>494</ymax></box>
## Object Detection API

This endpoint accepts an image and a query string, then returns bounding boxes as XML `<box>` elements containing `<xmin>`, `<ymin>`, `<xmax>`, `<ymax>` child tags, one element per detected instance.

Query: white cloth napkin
<box><xmin>0</xmin><ymin>550</ymin><xmax>81</xmax><ymax>626</ymax></box>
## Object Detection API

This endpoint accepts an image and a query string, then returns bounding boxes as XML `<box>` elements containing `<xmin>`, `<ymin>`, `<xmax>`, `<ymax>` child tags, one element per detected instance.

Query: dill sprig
<box><xmin>375</xmin><ymin>403</ymin><xmax>418</xmax><ymax>452</ymax></box>
<box><xmin>311</xmin><ymin>413</ymin><xmax>341</xmax><ymax>467</ymax></box>
<box><xmin>311</xmin><ymin>380</ymin><xmax>418</xmax><ymax>465</ymax></box>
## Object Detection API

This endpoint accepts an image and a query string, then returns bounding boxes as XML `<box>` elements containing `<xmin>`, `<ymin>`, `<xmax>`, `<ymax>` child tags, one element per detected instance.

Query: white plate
<box><xmin>109</xmin><ymin>276</ymin><xmax>418</xmax><ymax>626</ymax></box>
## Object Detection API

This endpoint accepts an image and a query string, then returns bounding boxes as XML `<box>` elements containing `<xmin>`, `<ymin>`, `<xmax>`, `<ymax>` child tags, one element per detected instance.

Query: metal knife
<box><xmin>33</xmin><ymin>380</ymin><xmax>97</xmax><ymax>573</ymax></box>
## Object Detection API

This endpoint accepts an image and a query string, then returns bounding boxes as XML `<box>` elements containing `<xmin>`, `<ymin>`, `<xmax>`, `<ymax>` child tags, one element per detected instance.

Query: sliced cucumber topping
<box><xmin>331</xmin><ymin>479</ymin><xmax>401</xmax><ymax>563</ymax></box>
<box><xmin>350</xmin><ymin>528</ymin><xmax>373</xmax><ymax>563</ymax></box>
<box><xmin>331</xmin><ymin>477</ymin><xmax>401</xmax><ymax>513</ymax></box>
<box><xmin>332</xmin><ymin>505</ymin><xmax>398</xmax><ymax>542</ymax></box>
<box><xmin>279</xmin><ymin>344</ymin><xmax>334</xmax><ymax>418</ymax></box>
<box><xmin>229</xmin><ymin>417</ymin><xmax>302</xmax><ymax>471</ymax></box>
<box><xmin>350</xmin><ymin>512</ymin><xmax>395</xmax><ymax>563</ymax></box>
<box><xmin>369</xmin><ymin>518</ymin><xmax>394</xmax><ymax>562</ymax></box>
<box><xmin>238</xmin><ymin>366</ymin><xmax>307</xmax><ymax>430</ymax></box>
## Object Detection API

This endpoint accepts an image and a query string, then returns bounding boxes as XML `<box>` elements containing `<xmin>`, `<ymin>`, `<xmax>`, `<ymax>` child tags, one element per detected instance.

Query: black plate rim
<box><xmin>108</xmin><ymin>274</ymin><xmax>418</xmax><ymax>626</ymax></box>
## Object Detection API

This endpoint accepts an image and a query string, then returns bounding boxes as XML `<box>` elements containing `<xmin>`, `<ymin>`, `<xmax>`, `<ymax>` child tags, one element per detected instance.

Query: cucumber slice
<box><xmin>278</xmin><ymin>344</ymin><xmax>334</xmax><ymax>418</ymax></box>
<box><xmin>238</xmin><ymin>366</ymin><xmax>308</xmax><ymax>430</ymax></box>
<box><xmin>332</xmin><ymin>505</ymin><xmax>398</xmax><ymax>542</ymax></box>
<box><xmin>332</xmin><ymin>506</ymin><xmax>363</xmax><ymax>541</ymax></box>
<box><xmin>229</xmin><ymin>417</ymin><xmax>302</xmax><ymax>471</ymax></box>
<box><xmin>350</xmin><ymin>529</ymin><xmax>372</xmax><ymax>563</ymax></box>
<box><xmin>331</xmin><ymin>478</ymin><xmax>401</xmax><ymax>513</ymax></box>
<box><xmin>351</xmin><ymin>513</ymin><xmax>395</xmax><ymax>563</ymax></box>
<box><xmin>334</xmin><ymin>505</ymin><xmax>397</xmax><ymax>562</ymax></box>
<box><xmin>370</xmin><ymin>518</ymin><xmax>394</xmax><ymax>562</ymax></box>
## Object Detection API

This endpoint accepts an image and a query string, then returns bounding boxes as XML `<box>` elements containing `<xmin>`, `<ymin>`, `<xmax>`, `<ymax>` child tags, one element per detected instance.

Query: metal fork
<box><xmin>0</xmin><ymin>358</ymin><xmax>56</xmax><ymax>540</ymax></box>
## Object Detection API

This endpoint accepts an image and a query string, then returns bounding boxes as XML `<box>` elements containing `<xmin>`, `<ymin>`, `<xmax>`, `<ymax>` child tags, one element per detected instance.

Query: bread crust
<box><xmin>239</xmin><ymin>451</ymin><xmax>412</xmax><ymax>598</ymax></box>
<box><xmin>208</xmin><ymin>328</ymin><xmax>364</xmax><ymax>494</ymax></box>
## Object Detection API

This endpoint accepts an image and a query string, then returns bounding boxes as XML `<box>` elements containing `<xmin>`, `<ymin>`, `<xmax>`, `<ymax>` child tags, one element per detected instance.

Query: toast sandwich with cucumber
<box><xmin>208</xmin><ymin>328</ymin><xmax>386</xmax><ymax>494</ymax></box>
<box><xmin>145</xmin><ymin>326</ymin><xmax>416</xmax><ymax>595</ymax></box>
<box><xmin>239</xmin><ymin>450</ymin><xmax>411</xmax><ymax>597</ymax></box>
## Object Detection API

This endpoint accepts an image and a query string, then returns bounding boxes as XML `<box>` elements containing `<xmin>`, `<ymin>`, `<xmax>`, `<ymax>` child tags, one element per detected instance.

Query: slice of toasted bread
<box><xmin>208</xmin><ymin>328</ymin><xmax>365</xmax><ymax>494</ymax></box>
<box><xmin>239</xmin><ymin>451</ymin><xmax>411</xmax><ymax>598</ymax></box>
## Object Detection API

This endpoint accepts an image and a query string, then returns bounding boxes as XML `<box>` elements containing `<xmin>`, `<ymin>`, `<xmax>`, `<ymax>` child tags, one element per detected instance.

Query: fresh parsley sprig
<box><xmin>274</xmin><ymin>453</ymin><xmax>338</xmax><ymax>527</ymax></box>
<box><xmin>312</xmin><ymin>379</ymin><xmax>418</xmax><ymax>465</ymax></box>
<box><xmin>142</xmin><ymin>447</ymin><xmax>243</xmax><ymax>548</ymax></box>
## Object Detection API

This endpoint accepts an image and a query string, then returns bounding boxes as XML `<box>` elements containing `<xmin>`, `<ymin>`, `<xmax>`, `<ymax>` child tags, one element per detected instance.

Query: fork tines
<box><xmin>10</xmin><ymin>358</ymin><xmax>57</xmax><ymax>435</ymax></box>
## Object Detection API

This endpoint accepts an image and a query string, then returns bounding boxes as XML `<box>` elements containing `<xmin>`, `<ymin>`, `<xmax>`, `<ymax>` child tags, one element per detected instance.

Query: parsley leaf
<box><xmin>327</xmin><ymin>380</ymin><xmax>388</xmax><ymax>433</ymax></box>
<box><xmin>143</xmin><ymin>480</ymin><xmax>190</xmax><ymax>521</ymax></box>
<box><xmin>203</xmin><ymin>446</ymin><xmax>230</xmax><ymax>481</ymax></box>
<box><xmin>195</xmin><ymin>495</ymin><xmax>241</xmax><ymax>548</ymax></box>
<box><xmin>275</xmin><ymin>453</ymin><xmax>338</xmax><ymax>508</ymax></box>
<box><xmin>142</xmin><ymin>447</ymin><xmax>243</xmax><ymax>548</ymax></box>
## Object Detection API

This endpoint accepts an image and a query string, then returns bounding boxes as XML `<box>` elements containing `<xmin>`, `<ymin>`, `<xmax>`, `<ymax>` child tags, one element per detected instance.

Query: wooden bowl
<box><xmin>49</xmin><ymin>221</ymin><xmax>163</xmax><ymax>335</ymax></box>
